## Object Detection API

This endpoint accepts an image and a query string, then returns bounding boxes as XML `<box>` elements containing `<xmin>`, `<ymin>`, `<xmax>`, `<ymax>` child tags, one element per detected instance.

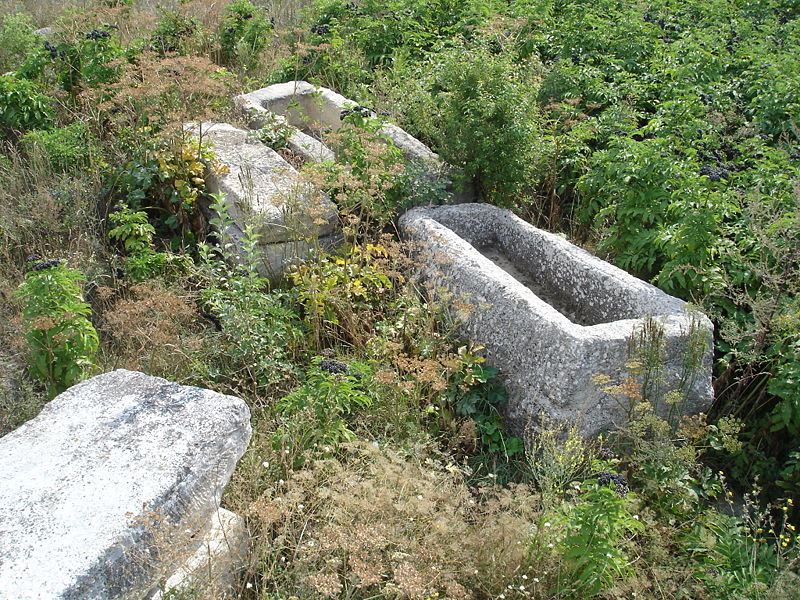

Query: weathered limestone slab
<box><xmin>399</xmin><ymin>204</ymin><xmax>714</xmax><ymax>437</ymax></box>
<box><xmin>151</xmin><ymin>508</ymin><xmax>248</xmax><ymax>599</ymax></box>
<box><xmin>235</xmin><ymin>81</ymin><xmax>473</xmax><ymax>200</ymax></box>
<box><xmin>187</xmin><ymin>121</ymin><xmax>340</xmax><ymax>278</ymax></box>
<box><xmin>0</xmin><ymin>370</ymin><xmax>251</xmax><ymax>600</ymax></box>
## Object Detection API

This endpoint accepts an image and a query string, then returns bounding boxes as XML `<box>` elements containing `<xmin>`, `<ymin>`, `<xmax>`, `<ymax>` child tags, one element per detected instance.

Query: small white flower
<box><xmin>246</xmin><ymin>582</ymin><xmax>253</xmax><ymax>589</ymax></box>
<box><xmin>307</xmin><ymin>540</ymin><xmax>315</xmax><ymax>547</ymax></box>
<box><xmin>262</xmin><ymin>461</ymin><xmax>269</xmax><ymax>468</ymax></box>
<box><xmin>284</xmin><ymin>449</ymin><xmax>290</xmax><ymax>454</ymax></box>
<box><xmin>533</xmin><ymin>578</ymin><xmax>540</xmax><ymax>583</ymax></box>
<box><xmin>416</xmin><ymin>494</ymin><xmax>423</xmax><ymax>500</ymax></box>
<box><xmin>298</xmin><ymin>504</ymin><xmax>304</xmax><ymax>510</ymax></box>
<box><xmin>372</xmin><ymin>441</ymin><xmax>379</xmax><ymax>447</ymax></box>
<box><xmin>633</xmin><ymin>514</ymin><xmax>639</xmax><ymax>520</ymax></box>
<box><xmin>522</xmin><ymin>575</ymin><xmax>528</xmax><ymax>580</ymax></box>
<box><xmin>519</xmin><ymin>585</ymin><xmax>525</xmax><ymax>591</ymax></box>
<box><xmin>279</xmin><ymin>479</ymin><xmax>284</xmax><ymax>484</ymax></box>
<box><xmin>544</xmin><ymin>522</ymin><xmax>552</xmax><ymax>528</ymax></box>
<box><xmin>547</xmin><ymin>543</ymin><xmax>554</xmax><ymax>548</ymax></box>
<box><xmin>488</xmin><ymin>473</ymin><xmax>496</xmax><ymax>478</ymax></box>
<box><xmin>606</xmin><ymin>553</ymin><xmax>613</xmax><ymax>558</ymax></box>
<box><xmin>499</xmin><ymin>595</ymin><xmax>505</xmax><ymax>599</ymax></box>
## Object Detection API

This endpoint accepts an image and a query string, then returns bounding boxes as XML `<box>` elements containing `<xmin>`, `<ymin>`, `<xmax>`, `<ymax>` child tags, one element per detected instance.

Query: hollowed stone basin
<box><xmin>399</xmin><ymin>203</ymin><xmax>714</xmax><ymax>437</ymax></box>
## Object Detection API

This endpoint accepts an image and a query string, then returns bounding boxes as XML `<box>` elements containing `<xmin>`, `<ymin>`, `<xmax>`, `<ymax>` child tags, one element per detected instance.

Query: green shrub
<box><xmin>0</xmin><ymin>73</ymin><xmax>53</xmax><ymax>135</ymax></box>
<box><xmin>151</xmin><ymin>9</ymin><xmax>201</xmax><ymax>55</ymax></box>
<box><xmin>391</xmin><ymin>41</ymin><xmax>543</xmax><ymax>205</ymax></box>
<box><xmin>21</xmin><ymin>122</ymin><xmax>100</xmax><ymax>172</ymax></box>
<box><xmin>15</xmin><ymin>259</ymin><xmax>98</xmax><ymax>397</ymax></box>
<box><xmin>0</xmin><ymin>13</ymin><xmax>39</xmax><ymax>73</ymax></box>
<box><xmin>219</xmin><ymin>0</ymin><xmax>273</xmax><ymax>68</ymax></box>
<box><xmin>558</xmin><ymin>473</ymin><xmax>644</xmax><ymax>596</ymax></box>
<box><xmin>273</xmin><ymin>356</ymin><xmax>374</xmax><ymax>462</ymax></box>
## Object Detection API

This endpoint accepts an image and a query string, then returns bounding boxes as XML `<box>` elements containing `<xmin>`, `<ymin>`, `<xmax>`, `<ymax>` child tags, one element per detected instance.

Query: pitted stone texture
<box><xmin>399</xmin><ymin>204</ymin><xmax>714</xmax><ymax>438</ymax></box>
<box><xmin>236</xmin><ymin>81</ymin><xmax>439</xmax><ymax>166</ymax></box>
<box><xmin>0</xmin><ymin>370</ymin><xmax>251</xmax><ymax>600</ymax></box>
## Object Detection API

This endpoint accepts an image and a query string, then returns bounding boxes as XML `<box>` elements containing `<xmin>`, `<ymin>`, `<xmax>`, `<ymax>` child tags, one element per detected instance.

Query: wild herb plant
<box><xmin>15</xmin><ymin>259</ymin><xmax>98</xmax><ymax>397</ymax></box>
<box><xmin>558</xmin><ymin>473</ymin><xmax>644</xmax><ymax>596</ymax></box>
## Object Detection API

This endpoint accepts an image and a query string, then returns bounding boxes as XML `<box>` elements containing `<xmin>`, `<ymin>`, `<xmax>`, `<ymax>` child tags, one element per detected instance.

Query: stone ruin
<box><xmin>186</xmin><ymin>121</ymin><xmax>340</xmax><ymax>279</ymax></box>
<box><xmin>0</xmin><ymin>370</ymin><xmax>251</xmax><ymax>599</ymax></box>
<box><xmin>399</xmin><ymin>203</ymin><xmax>714</xmax><ymax>437</ymax></box>
<box><xmin>188</xmin><ymin>81</ymin><xmax>467</xmax><ymax>279</ymax></box>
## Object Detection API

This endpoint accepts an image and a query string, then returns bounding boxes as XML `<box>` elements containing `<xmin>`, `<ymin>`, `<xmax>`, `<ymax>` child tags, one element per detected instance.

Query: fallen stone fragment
<box><xmin>399</xmin><ymin>204</ymin><xmax>714</xmax><ymax>437</ymax></box>
<box><xmin>187</xmin><ymin>121</ymin><xmax>340</xmax><ymax>278</ymax></box>
<box><xmin>0</xmin><ymin>370</ymin><xmax>251</xmax><ymax>600</ymax></box>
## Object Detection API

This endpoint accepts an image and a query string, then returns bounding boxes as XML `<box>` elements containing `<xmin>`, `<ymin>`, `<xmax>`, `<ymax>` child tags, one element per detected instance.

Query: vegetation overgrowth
<box><xmin>0</xmin><ymin>0</ymin><xmax>799</xmax><ymax>598</ymax></box>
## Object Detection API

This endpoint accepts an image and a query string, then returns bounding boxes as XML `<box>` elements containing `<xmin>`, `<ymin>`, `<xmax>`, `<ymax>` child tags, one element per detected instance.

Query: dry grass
<box><xmin>99</xmin><ymin>281</ymin><xmax>203</xmax><ymax>378</ymax></box>
<box><xmin>233</xmin><ymin>440</ymin><xmax>543</xmax><ymax>599</ymax></box>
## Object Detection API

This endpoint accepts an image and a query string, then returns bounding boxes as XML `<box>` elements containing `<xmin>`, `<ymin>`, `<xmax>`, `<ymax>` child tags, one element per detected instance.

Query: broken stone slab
<box><xmin>186</xmin><ymin>122</ymin><xmax>340</xmax><ymax>278</ymax></box>
<box><xmin>149</xmin><ymin>508</ymin><xmax>248</xmax><ymax>599</ymax></box>
<box><xmin>399</xmin><ymin>204</ymin><xmax>714</xmax><ymax>438</ymax></box>
<box><xmin>0</xmin><ymin>370</ymin><xmax>252</xmax><ymax>600</ymax></box>
<box><xmin>188</xmin><ymin>121</ymin><xmax>337</xmax><ymax>244</ymax></box>
<box><xmin>235</xmin><ymin>81</ymin><xmax>473</xmax><ymax>201</ymax></box>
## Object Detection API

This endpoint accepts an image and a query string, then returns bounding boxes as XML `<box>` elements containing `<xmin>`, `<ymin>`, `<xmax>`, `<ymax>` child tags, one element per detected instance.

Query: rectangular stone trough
<box><xmin>399</xmin><ymin>204</ymin><xmax>714</xmax><ymax>437</ymax></box>
<box><xmin>236</xmin><ymin>81</ymin><xmax>440</xmax><ymax>166</ymax></box>
<box><xmin>235</xmin><ymin>81</ymin><xmax>473</xmax><ymax>201</ymax></box>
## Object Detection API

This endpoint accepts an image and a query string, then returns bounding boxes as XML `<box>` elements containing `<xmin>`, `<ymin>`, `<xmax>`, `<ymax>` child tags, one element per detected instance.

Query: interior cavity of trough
<box><xmin>399</xmin><ymin>203</ymin><xmax>714</xmax><ymax>438</ymax></box>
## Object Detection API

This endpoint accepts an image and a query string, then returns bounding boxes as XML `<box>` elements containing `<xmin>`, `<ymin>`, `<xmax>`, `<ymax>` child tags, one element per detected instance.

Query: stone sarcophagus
<box><xmin>399</xmin><ymin>203</ymin><xmax>714</xmax><ymax>437</ymax></box>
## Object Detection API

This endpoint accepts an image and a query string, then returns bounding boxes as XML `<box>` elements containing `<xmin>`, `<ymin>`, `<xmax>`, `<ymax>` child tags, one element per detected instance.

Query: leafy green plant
<box><xmin>0</xmin><ymin>73</ymin><xmax>54</xmax><ymax>135</ymax></box>
<box><xmin>219</xmin><ymin>0</ymin><xmax>273</xmax><ymax>68</ymax></box>
<box><xmin>15</xmin><ymin>259</ymin><xmax>98</xmax><ymax>397</ymax></box>
<box><xmin>290</xmin><ymin>243</ymin><xmax>398</xmax><ymax>350</ymax></box>
<box><xmin>686</xmin><ymin>494</ymin><xmax>800</xmax><ymax>600</ymax></box>
<box><xmin>22</xmin><ymin>122</ymin><xmax>101</xmax><ymax>173</ymax></box>
<box><xmin>558</xmin><ymin>472</ymin><xmax>644</xmax><ymax>597</ymax></box>
<box><xmin>151</xmin><ymin>9</ymin><xmax>201</xmax><ymax>55</ymax></box>
<box><xmin>248</xmin><ymin>113</ymin><xmax>293</xmax><ymax>150</ymax></box>
<box><xmin>389</xmin><ymin>40</ymin><xmax>543</xmax><ymax>205</ymax></box>
<box><xmin>0</xmin><ymin>13</ymin><xmax>39</xmax><ymax>73</ymax></box>
<box><xmin>111</xmin><ymin>132</ymin><xmax>217</xmax><ymax>235</ymax></box>
<box><xmin>273</xmin><ymin>356</ymin><xmax>373</xmax><ymax>461</ymax></box>
<box><xmin>20</xmin><ymin>25</ymin><xmax>124</xmax><ymax>94</ymax></box>
<box><xmin>446</xmin><ymin>345</ymin><xmax>521</xmax><ymax>458</ymax></box>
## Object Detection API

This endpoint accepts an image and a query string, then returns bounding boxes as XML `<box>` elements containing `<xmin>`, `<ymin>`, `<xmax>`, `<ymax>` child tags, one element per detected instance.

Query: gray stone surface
<box><xmin>0</xmin><ymin>370</ymin><xmax>251</xmax><ymax>600</ymax></box>
<box><xmin>188</xmin><ymin>122</ymin><xmax>337</xmax><ymax>243</ymax></box>
<box><xmin>399</xmin><ymin>204</ymin><xmax>714</xmax><ymax>437</ymax></box>
<box><xmin>187</xmin><ymin>122</ymin><xmax>339</xmax><ymax>278</ymax></box>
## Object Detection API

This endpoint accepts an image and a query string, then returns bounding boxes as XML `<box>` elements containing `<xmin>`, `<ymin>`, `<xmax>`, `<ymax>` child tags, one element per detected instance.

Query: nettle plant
<box><xmin>15</xmin><ymin>258</ymin><xmax>98</xmax><ymax>397</ymax></box>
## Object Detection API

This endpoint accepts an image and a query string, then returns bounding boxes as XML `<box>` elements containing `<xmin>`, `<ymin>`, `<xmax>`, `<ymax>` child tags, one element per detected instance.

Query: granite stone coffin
<box><xmin>0</xmin><ymin>370</ymin><xmax>251</xmax><ymax>599</ymax></box>
<box><xmin>235</xmin><ymin>81</ymin><xmax>471</xmax><ymax>200</ymax></box>
<box><xmin>399</xmin><ymin>204</ymin><xmax>714</xmax><ymax>437</ymax></box>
